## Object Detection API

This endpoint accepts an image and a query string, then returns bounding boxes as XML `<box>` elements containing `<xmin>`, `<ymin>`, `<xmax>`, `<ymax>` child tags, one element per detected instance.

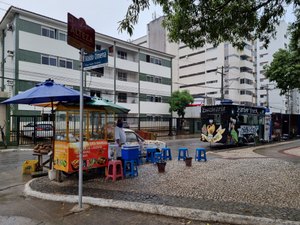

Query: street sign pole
<box><xmin>79</xmin><ymin>48</ymin><xmax>84</xmax><ymax>208</ymax></box>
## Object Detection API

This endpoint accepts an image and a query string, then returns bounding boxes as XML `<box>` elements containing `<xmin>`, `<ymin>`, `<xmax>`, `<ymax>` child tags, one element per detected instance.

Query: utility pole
<box><xmin>221</xmin><ymin>66</ymin><xmax>224</xmax><ymax>101</ymax></box>
<box><xmin>216</xmin><ymin>66</ymin><xmax>224</xmax><ymax>101</ymax></box>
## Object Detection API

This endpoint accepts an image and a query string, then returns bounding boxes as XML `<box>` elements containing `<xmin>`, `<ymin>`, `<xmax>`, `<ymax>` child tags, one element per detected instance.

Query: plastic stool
<box><xmin>154</xmin><ymin>152</ymin><xmax>162</xmax><ymax>163</ymax></box>
<box><xmin>146</xmin><ymin>148</ymin><xmax>156</xmax><ymax>163</ymax></box>
<box><xmin>123</xmin><ymin>160</ymin><xmax>138</xmax><ymax>178</ymax></box>
<box><xmin>162</xmin><ymin>147</ymin><xmax>172</xmax><ymax>160</ymax></box>
<box><xmin>178</xmin><ymin>147</ymin><xmax>188</xmax><ymax>161</ymax></box>
<box><xmin>195</xmin><ymin>148</ymin><xmax>207</xmax><ymax>161</ymax></box>
<box><xmin>106</xmin><ymin>160</ymin><xmax>123</xmax><ymax>181</ymax></box>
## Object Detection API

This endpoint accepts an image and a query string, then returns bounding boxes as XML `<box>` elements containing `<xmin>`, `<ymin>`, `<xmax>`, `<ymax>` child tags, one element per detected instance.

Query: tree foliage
<box><xmin>119</xmin><ymin>0</ymin><xmax>299</xmax><ymax>49</ymax></box>
<box><xmin>264</xmin><ymin>48</ymin><xmax>300</xmax><ymax>95</ymax></box>
<box><xmin>169</xmin><ymin>90</ymin><xmax>193</xmax><ymax>118</ymax></box>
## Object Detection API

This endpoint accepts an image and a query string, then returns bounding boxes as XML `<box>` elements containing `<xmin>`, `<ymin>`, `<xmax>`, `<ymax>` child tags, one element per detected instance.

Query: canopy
<box><xmin>56</xmin><ymin>96</ymin><xmax>130</xmax><ymax>114</ymax></box>
<box><xmin>87</xmin><ymin>96</ymin><xmax>130</xmax><ymax>114</ymax></box>
<box><xmin>1</xmin><ymin>79</ymin><xmax>91</xmax><ymax>107</ymax></box>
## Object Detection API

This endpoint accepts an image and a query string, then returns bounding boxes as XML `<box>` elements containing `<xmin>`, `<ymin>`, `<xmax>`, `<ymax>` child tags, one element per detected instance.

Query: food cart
<box><xmin>53</xmin><ymin>97</ymin><xmax>129</xmax><ymax>173</ymax></box>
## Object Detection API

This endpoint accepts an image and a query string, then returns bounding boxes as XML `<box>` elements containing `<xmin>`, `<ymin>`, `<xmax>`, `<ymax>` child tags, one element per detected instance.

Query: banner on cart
<box><xmin>54</xmin><ymin>140</ymin><xmax>108</xmax><ymax>172</ymax></box>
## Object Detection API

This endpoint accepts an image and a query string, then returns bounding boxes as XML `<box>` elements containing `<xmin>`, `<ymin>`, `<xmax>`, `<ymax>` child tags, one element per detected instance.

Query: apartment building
<box><xmin>135</xmin><ymin>17</ymin><xmax>300</xmax><ymax>115</ymax></box>
<box><xmin>256</xmin><ymin>20</ymin><xmax>300</xmax><ymax>114</ymax></box>
<box><xmin>134</xmin><ymin>17</ymin><xmax>256</xmax><ymax>108</ymax></box>
<box><xmin>0</xmin><ymin>7</ymin><xmax>173</xmax><ymax>121</ymax></box>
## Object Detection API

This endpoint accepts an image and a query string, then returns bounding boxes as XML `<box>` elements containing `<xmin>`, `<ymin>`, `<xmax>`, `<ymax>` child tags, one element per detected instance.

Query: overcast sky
<box><xmin>0</xmin><ymin>0</ymin><xmax>295</xmax><ymax>42</ymax></box>
<box><xmin>0</xmin><ymin>0</ymin><xmax>163</xmax><ymax>41</ymax></box>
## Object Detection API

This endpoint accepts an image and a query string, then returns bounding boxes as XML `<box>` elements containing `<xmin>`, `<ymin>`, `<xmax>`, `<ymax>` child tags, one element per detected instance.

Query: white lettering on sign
<box><xmin>237</xmin><ymin>106</ymin><xmax>259</xmax><ymax>114</ymax></box>
<box><xmin>202</xmin><ymin>106</ymin><xmax>226</xmax><ymax>113</ymax></box>
<box><xmin>238</xmin><ymin>125</ymin><xmax>258</xmax><ymax>136</ymax></box>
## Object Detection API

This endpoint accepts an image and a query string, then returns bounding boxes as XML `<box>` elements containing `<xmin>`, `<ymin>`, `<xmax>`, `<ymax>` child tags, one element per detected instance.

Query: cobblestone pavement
<box><xmin>29</xmin><ymin>146</ymin><xmax>300</xmax><ymax>223</ymax></box>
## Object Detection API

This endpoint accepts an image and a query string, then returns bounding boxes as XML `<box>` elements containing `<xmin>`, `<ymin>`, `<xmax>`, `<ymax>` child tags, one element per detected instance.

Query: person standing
<box><xmin>114</xmin><ymin>119</ymin><xmax>126</xmax><ymax>158</ymax></box>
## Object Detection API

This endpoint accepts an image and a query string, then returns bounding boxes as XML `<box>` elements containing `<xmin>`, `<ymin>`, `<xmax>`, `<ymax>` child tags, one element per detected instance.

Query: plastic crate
<box><xmin>121</xmin><ymin>145</ymin><xmax>139</xmax><ymax>160</ymax></box>
<box><xmin>22</xmin><ymin>160</ymin><xmax>39</xmax><ymax>175</ymax></box>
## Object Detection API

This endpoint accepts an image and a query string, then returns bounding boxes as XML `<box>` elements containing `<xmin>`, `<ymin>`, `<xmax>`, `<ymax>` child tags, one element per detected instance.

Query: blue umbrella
<box><xmin>2</xmin><ymin>78</ymin><xmax>91</xmax><ymax>106</ymax></box>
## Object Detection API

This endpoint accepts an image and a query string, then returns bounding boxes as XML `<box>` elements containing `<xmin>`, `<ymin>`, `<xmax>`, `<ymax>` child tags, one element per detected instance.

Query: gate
<box><xmin>10</xmin><ymin>115</ymin><xmax>53</xmax><ymax>146</ymax></box>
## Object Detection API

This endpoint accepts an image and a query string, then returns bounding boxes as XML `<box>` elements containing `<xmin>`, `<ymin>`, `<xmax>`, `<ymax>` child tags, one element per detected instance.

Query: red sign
<box><xmin>67</xmin><ymin>13</ymin><xmax>95</xmax><ymax>53</ymax></box>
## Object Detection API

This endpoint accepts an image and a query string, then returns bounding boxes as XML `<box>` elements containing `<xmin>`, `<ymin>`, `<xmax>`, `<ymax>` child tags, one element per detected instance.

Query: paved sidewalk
<box><xmin>23</xmin><ymin>142</ymin><xmax>300</xmax><ymax>225</ymax></box>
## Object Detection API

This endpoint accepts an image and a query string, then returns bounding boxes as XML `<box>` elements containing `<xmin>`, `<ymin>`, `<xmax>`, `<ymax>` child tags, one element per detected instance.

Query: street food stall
<box><xmin>53</xmin><ymin>97</ymin><xmax>129</xmax><ymax>173</ymax></box>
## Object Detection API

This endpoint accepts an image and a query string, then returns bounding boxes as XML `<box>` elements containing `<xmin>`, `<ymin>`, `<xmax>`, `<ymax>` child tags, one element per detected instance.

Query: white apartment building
<box><xmin>134</xmin><ymin>17</ymin><xmax>256</xmax><ymax>108</ymax></box>
<box><xmin>135</xmin><ymin>17</ymin><xmax>300</xmax><ymax>116</ymax></box>
<box><xmin>256</xmin><ymin>20</ymin><xmax>300</xmax><ymax>114</ymax></box>
<box><xmin>0</xmin><ymin>7</ymin><xmax>173</xmax><ymax>121</ymax></box>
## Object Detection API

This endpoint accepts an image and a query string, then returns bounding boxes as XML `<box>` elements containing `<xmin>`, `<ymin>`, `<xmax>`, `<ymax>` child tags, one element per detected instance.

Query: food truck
<box><xmin>201</xmin><ymin>104</ymin><xmax>266</xmax><ymax>145</ymax></box>
<box><xmin>53</xmin><ymin>97</ymin><xmax>129</xmax><ymax>173</ymax></box>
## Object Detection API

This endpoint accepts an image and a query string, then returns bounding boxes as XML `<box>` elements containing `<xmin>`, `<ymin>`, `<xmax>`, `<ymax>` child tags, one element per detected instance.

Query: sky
<box><xmin>0</xmin><ymin>0</ymin><xmax>163</xmax><ymax>41</ymax></box>
<box><xmin>0</xmin><ymin>0</ymin><xmax>296</xmax><ymax>42</ymax></box>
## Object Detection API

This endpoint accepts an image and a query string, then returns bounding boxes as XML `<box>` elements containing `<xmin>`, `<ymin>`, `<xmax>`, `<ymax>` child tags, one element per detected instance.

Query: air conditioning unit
<box><xmin>206</xmin><ymin>97</ymin><xmax>215</xmax><ymax>106</ymax></box>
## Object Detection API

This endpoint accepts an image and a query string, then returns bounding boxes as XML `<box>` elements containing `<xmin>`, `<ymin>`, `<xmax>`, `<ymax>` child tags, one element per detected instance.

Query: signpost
<box><xmin>67</xmin><ymin>13</ymin><xmax>95</xmax><ymax>209</ymax></box>
<box><xmin>83</xmin><ymin>49</ymin><xmax>108</xmax><ymax>70</ymax></box>
<box><xmin>67</xmin><ymin>13</ymin><xmax>95</xmax><ymax>53</ymax></box>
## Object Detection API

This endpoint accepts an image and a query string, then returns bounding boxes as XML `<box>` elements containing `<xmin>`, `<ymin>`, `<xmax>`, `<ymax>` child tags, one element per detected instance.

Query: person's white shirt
<box><xmin>115</xmin><ymin>126</ymin><xmax>126</xmax><ymax>145</ymax></box>
<box><xmin>114</xmin><ymin>125</ymin><xmax>126</xmax><ymax>158</ymax></box>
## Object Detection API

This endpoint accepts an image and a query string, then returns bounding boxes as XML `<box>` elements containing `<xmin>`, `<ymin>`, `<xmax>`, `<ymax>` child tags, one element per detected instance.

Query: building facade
<box><xmin>256</xmin><ymin>20</ymin><xmax>300</xmax><ymax>114</ymax></box>
<box><xmin>0</xmin><ymin>7</ymin><xmax>173</xmax><ymax>122</ymax></box>
<box><xmin>134</xmin><ymin>17</ymin><xmax>300</xmax><ymax>117</ymax></box>
<box><xmin>134</xmin><ymin>17</ymin><xmax>256</xmax><ymax>108</ymax></box>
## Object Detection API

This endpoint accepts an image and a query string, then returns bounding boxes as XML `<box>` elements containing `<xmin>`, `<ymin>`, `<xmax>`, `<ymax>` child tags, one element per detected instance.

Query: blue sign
<box><xmin>83</xmin><ymin>49</ymin><xmax>108</xmax><ymax>70</ymax></box>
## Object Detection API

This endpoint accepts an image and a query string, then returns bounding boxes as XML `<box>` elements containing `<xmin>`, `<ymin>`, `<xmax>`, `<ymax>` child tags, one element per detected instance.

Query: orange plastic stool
<box><xmin>106</xmin><ymin>160</ymin><xmax>123</xmax><ymax>181</ymax></box>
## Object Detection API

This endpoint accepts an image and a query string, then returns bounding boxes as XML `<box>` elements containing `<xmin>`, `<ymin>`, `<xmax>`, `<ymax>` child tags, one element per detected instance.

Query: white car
<box><xmin>22</xmin><ymin>121</ymin><xmax>54</xmax><ymax>139</ymax></box>
<box><xmin>124</xmin><ymin>128</ymin><xmax>166</xmax><ymax>153</ymax></box>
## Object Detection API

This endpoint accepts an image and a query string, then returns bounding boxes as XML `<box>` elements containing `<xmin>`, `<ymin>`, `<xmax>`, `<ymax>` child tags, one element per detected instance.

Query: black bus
<box><xmin>200</xmin><ymin>105</ymin><xmax>266</xmax><ymax>145</ymax></box>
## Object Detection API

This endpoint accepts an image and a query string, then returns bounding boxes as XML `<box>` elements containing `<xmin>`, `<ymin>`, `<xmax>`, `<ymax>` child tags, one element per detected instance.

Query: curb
<box><xmin>24</xmin><ymin>179</ymin><xmax>300</xmax><ymax>225</ymax></box>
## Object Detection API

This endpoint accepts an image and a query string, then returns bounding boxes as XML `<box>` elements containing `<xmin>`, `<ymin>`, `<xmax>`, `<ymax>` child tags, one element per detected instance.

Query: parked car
<box><xmin>22</xmin><ymin>121</ymin><xmax>53</xmax><ymax>139</ymax></box>
<box><xmin>124</xmin><ymin>128</ymin><xmax>166</xmax><ymax>153</ymax></box>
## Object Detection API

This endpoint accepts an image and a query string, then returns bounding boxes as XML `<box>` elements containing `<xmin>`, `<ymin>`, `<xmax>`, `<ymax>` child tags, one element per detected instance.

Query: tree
<box><xmin>264</xmin><ymin>48</ymin><xmax>300</xmax><ymax>95</ymax></box>
<box><xmin>119</xmin><ymin>0</ymin><xmax>299</xmax><ymax>49</ymax></box>
<box><xmin>169</xmin><ymin>90</ymin><xmax>193</xmax><ymax>118</ymax></box>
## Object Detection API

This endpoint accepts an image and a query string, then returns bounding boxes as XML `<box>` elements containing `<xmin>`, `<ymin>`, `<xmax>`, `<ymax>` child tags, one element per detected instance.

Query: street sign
<box><xmin>67</xmin><ymin>13</ymin><xmax>95</xmax><ymax>53</ymax></box>
<box><xmin>83</xmin><ymin>49</ymin><xmax>108</xmax><ymax>70</ymax></box>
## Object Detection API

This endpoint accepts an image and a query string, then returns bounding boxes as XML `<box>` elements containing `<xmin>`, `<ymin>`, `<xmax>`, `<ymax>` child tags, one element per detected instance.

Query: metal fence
<box><xmin>7</xmin><ymin>115</ymin><xmax>201</xmax><ymax>146</ymax></box>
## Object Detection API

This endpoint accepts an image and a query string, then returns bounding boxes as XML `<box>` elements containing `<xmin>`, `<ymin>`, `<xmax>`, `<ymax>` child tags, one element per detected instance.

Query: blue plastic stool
<box><xmin>178</xmin><ymin>147</ymin><xmax>188</xmax><ymax>161</ymax></box>
<box><xmin>162</xmin><ymin>147</ymin><xmax>172</xmax><ymax>160</ymax></box>
<box><xmin>154</xmin><ymin>152</ymin><xmax>162</xmax><ymax>163</ymax></box>
<box><xmin>195</xmin><ymin>148</ymin><xmax>207</xmax><ymax>161</ymax></box>
<box><xmin>123</xmin><ymin>160</ymin><xmax>138</xmax><ymax>178</ymax></box>
<box><xmin>146</xmin><ymin>148</ymin><xmax>156</xmax><ymax>163</ymax></box>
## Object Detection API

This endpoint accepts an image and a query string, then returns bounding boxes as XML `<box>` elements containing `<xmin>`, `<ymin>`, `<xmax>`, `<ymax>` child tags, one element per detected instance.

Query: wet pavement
<box><xmin>1</xmin><ymin>138</ymin><xmax>300</xmax><ymax>225</ymax></box>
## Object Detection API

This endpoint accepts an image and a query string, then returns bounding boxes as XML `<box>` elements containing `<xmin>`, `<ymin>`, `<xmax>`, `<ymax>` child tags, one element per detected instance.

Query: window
<box><xmin>206</xmin><ymin>80</ymin><xmax>218</xmax><ymax>84</ymax></box>
<box><xmin>41</xmin><ymin>27</ymin><xmax>55</xmax><ymax>39</ymax></box>
<box><xmin>146</xmin><ymin>75</ymin><xmax>154</xmax><ymax>82</ymax></box>
<box><xmin>117</xmin><ymin>51</ymin><xmax>127</xmax><ymax>60</ymax></box>
<box><xmin>96</xmin><ymin>44</ymin><xmax>101</xmax><ymax>50</ymax></box>
<box><xmin>118</xmin><ymin>92</ymin><xmax>127</xmax><ymax>103</ymax></box>
<box><xmin>150</xmin><ymin>57</ymin><xmax>162</xmax><ymax>65</ymax></box>
<box><xmin>91</xmin><ymin>90</ymin><xmax>101</xmax><ymax>98</ymax></box>
<box><xmin>147</xmin><ymin>95</ymin><xmax>154</xmax><ymax>102</ymax></box>
<box><xmin>58</xmin><ymin>31</ymin><xmax>67</xmax><ymax>41</ymax></box>
<box><xmin>41</xmin><ymin>55</ymin><xmax>57</xmax><ymax>66</ymax></box>
<box><xmin>207</xmin><ymin>91</ymin><xmax>217</xmax><ymax>95</ymax></box>
<box><xmin>206</xmin><ymin>57</ymin><xmax>217</xmax><ymax>62</ymax></box>
<box><xmin>154</xmin><ymin>77</ymin><xmax>162</xmax><ymax>83</ymax></box>
<box><xmin>155</xmin><ymin>96</ymin><xmax>162</xmax><ymax>102</ymax></box>
<box><xmin>59</xmin><ymin>58</ymin><xmax>73</xmax><ymax>69</ymax></box>
<box><xmin>118</xmin><ymin>72</ymin><xmax>127</xmax><ymax>81</ymax></box>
